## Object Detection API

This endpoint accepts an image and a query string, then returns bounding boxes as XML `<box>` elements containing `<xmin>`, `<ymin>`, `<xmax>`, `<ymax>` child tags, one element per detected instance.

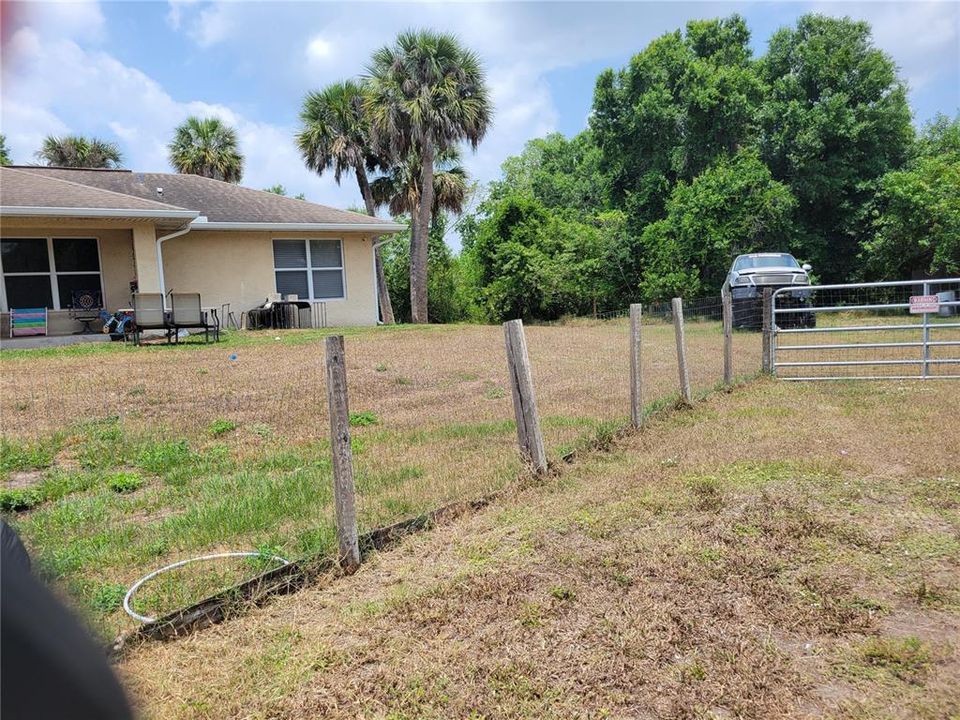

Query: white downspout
<box><xmin>155</xmin><ymin>223</ymin><xmax>192</xmax><ymax>309</ymax></box>
<box><xmin>372</xmin><ymin>235</ymin><xmax>397</xmax><ymax>326</ymax></box>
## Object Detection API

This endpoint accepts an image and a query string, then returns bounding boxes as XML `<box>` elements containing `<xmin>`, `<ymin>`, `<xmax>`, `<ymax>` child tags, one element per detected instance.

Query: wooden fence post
<box><xmin>630</xmin><ymin>304</ymin><xmax>643</xmax><ymax>427</ymax></box>
<box><xmin>721</xmin><ymin>285</ymin><xmax>733</xmax><ymax>386</ymax></box>
<box><xmin>761</xmin><ymin>288</ymin><xmax>773</xmax><ymax>374</ymax></box>
<box><xmin>503</xmin><ymin>319</ymin><xmax>548</xmax><ymax>474</ymax></box>
<box><xmin>672</xmin><ymin>298</ymin><xmax>692</xmax><ymax>405</ymax></box>
<box><xmin>324</xmin><ymin>335</ymin><xmax>360</xmax><ymax>570</ymax></box>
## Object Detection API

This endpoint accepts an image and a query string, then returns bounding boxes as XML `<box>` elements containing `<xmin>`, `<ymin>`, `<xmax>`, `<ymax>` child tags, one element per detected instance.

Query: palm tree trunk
<box><xmin>355</xmin><ymin>164</ymin><xmax>395</xmax><ymax>325</ymax></box>
<box><xmin>411</xmin><ymin>141</ymin><xmax>435</xmax><ymax>324</ymax></box>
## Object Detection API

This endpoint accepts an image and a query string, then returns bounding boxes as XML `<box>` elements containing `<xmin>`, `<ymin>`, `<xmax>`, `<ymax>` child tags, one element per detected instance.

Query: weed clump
<box><xmin>349</xmin><ymin>411</ymin><xmax>379</xmax><ymax>427</ymax></box>
<box><xmin>107</xmin><ymin>472</ymin><xmax>144</xmax><ymax>494</ymax></box>
<box><xmin>208</xmin><ymin>419</ymin><xmax>238</xmax><ymax>437</ymax></box>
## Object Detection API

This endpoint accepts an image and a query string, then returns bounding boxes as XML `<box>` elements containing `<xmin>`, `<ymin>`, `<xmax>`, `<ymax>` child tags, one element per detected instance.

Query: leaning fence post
<box><xmin>503</xmin><ymin>319</ymin><xmax>548</xmax><ymax>475</ymax></box>
<box><xmin>762</xmin><ymin>288</ymin><xmax>773</xmax><ymax>374</ymax></box>
<box><xmin>630</xmin><ymin>304</ymin><xmax>643</xmax><ymax>427</ymax></box>
<box><xmin>721</xmin><ymin>285</ymin><xmax>733</xmax><ymax>386</ymax></box>
<box><xmin>324</xmin><ymin>335</ymin><xmax>360</xmax><ymax>570</ymax></box>
<box><xmin>672</xmin><ymin>298</ymin><xmax>692</xmax><ymax>405</ymax></box>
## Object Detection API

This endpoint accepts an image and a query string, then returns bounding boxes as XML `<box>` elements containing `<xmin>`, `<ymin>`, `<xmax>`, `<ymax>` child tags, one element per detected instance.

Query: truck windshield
<box><xmin>734</xmin><ymin>255</ymin><xmax>800</xmax><ymax>270</ymax></box>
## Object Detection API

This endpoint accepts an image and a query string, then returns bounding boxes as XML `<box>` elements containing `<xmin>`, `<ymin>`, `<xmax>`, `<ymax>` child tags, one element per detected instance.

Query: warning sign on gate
<box><xmin>909</xmin><ymin>295</ymin><xmax>940</xmax><ymax>314</ymax></box>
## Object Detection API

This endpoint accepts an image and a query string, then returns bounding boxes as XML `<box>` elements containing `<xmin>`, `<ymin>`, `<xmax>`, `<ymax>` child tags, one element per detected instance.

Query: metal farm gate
<box><xmin>771</xmin><ymin>278</ymin><xmax>960</xmax><ymax>381</ymax></box>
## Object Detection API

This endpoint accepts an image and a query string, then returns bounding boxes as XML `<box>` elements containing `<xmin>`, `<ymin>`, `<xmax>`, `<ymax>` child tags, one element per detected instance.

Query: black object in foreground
<box><xmin>1</xmin><ymin>521</ymin><xmax>134</xmax><ymax>720</ymax></box>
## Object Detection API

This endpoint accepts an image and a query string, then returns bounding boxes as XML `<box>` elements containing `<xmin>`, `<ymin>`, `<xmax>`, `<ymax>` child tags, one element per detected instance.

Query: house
<box><xmin>0</xmin><ymin>166</ymin><xmax>403</xmax><ymax>335</ymax></box>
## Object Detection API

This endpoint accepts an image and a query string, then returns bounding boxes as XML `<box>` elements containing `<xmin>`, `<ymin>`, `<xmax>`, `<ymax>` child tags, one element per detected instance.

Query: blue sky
<box><xmin>2</xmin><ymin>1</ymin><xmax>958</xmax><ymax>247</ymax></box>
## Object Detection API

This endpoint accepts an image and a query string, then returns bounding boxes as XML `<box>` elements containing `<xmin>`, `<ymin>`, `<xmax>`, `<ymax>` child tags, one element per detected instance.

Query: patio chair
<box><xmin>131</xmin><ymin>293</ymin><xmax>171</xmax><ymax>346</ymax></box>
<box><xmin>169</xmin><ymin>293</ymin><xmax>219</xmax><ymax>343</ymax></box>
<box><xmin>68</xmin><ymin>289</ymin><xmax>103</xmax><ymax>334</ymax></box>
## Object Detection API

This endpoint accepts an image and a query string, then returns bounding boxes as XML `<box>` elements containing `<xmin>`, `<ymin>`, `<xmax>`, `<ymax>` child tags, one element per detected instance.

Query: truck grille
<box><xmin>753</xmin><ymin>274</ymin><xmax>794</xmax><ymax>285</ymax></box>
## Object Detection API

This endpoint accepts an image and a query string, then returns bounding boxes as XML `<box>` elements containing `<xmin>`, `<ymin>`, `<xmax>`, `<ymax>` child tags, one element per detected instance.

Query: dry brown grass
<box><xmin>1</xmin><ymin>321</ymin><xmax>759</xmax><ymax>637</ymax></box>
<box><xmin>1</xmin><ymin>321</ymin><xmax>757</xmax><ymax>441</ymax></box>
<box><xmin>119</xmin><ymin>378</ymin><xmax>960</xmax><ymax>719</ymax></box>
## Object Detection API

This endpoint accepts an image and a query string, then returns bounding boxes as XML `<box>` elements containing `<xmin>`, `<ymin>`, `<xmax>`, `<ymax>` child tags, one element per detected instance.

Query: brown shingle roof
<box><xmin>0</xmin><ymin>167</ymin><xmax>197</xmax><ymax>216</ymax></box>
<box><xmin>10</xmin><ymin>167</ymin><xmax>395</xmax><ymax>228</ymax></box>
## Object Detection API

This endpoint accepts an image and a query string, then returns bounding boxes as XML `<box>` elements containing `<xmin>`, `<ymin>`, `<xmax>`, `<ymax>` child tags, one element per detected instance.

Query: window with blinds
<box><xmin>272</xmin><ymin>239</ymin><xmax>345</xmax><ymax>300</ymax></box>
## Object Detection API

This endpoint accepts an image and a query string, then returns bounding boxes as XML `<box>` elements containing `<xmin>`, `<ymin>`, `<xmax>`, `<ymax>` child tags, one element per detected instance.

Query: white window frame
<box><xmin>0</xmin><ymin>236</ymin><xmax>105</xmax><ymax>313</ymax></box>
<box><xmin>272</xmin><ymin>238</ymin><xmax>347</xmax><ymax>302</ymax></box>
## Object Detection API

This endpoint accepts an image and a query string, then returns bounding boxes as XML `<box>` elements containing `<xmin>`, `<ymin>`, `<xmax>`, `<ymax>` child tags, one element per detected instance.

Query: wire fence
<box><xmin>1</xmin><ymin>296</ymin><xmax>761</xmax><ymax>638</ymax></box>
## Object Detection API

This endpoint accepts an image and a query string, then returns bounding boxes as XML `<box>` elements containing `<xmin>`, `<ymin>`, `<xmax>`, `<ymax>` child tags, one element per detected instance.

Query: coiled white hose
<box><xmin>123</xmin><ymin>551</ymin><xmax>290</xmax><ymax>623</ymax></box>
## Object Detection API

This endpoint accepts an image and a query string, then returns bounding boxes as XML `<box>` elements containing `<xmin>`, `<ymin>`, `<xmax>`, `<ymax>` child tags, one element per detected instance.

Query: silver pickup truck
<box><xmin>726</xmin><ymin>252</ymin><xmax>815</xmax><ymax>329</ymax></box>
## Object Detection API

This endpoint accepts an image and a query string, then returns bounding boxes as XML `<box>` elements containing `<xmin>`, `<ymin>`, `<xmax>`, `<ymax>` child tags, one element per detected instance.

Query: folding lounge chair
<box><xmin>132</xmin><ymin>293</ymin><xmax>170</xmax><ymax>346</ymax></box>
<box><xmin>169</xmin><ymin>293</ymin><xmax>219</xmax><ymax>343</ymax></box>
<box><xmin>9</xmin><ymin>308</ymin><xmax>47</xmax><ymax>337</ymax></box>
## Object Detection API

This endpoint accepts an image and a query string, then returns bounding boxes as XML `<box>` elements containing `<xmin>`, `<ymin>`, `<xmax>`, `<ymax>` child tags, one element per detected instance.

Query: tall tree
<box><xmin>366</xmin><ymin>29</ymin><xmax>491</xmax><ymax>323</ymax></box>
<box><xmin>0</xmin><ymin>135</ymin><xmax>11</xmax><ymax>166</ymax></box>
<box><xmin>168</xmin><ymin>117</ymin><xmax>244</xmax><ymax>183</ymax></box>
<box><xmin>296</xmin><ymin>80</ymin><xmax>395</xmax><ymax>324</ymax></box>
<box><xmin>758</xmin><ymin>14</ymin><xmax>913</xmax><ymax>281</ymax></box>
<box><xmin>591</xmin><ymin>15</ymin><xmax>761</xmax><ymax>230</ymax></box>
<box><xmin>35</xmin><ymin>135</ymin><xmax>123</xmax><ymax>168</ymax></box>
<box><xmin>370</xmin><ymin>147</ymin><xmax>468</xmax><ymax>219</ymax></box>
<box><xmin>863</xmin><ymin>114</ymin><xmax>960</xmax><ymax>278</ymax></box>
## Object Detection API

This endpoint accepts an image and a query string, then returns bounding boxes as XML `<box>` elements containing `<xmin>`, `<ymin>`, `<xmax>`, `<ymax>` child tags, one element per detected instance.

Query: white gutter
<box><xmin>1</xmin><ymin>206</ymin><xmax>198</xmax><ymax>220</ymax></box>
<box><xmin>188</xmin><ymin>220</ymin><xmax>405</xmax><ymax>233</ymax></box>
<box><xmin>371</xmin><ymin>235</ymin><xmax>402</xmax><ymax>325</ymax></box>
<box><xmin>155</xmin><ymin>224</ymin><xmax>193</xmax><ymax>308</ymax></box>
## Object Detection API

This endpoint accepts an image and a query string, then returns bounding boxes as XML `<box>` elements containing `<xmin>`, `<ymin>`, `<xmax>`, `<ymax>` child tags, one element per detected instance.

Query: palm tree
<box><xmin>296</xmin><ymin>79</ymin><xmax>396</xmax><ymax>324</ymax></box>
<box><xmin>366</xmin><ymin>30</ymin><xmax>491</xmax><ymax>323</ymax></box>
<box><xmin>371</xmin><ymin>146</ymin><xmax>468</xmax><ymax>219</ymax></box>
<box><xmin>35</xmin><ymin>135</ymin><xmax>123</xmax><ymax>168</ymax></box>
<box><xmin>168</xmin><ymin>117</ymin><xmax>244</xmax><ymax>183</ymax></box>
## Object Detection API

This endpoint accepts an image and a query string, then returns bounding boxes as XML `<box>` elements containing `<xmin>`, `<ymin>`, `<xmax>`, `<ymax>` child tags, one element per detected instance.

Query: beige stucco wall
<box><xmin>0</xmin><ymin>220</ymin><xmax>138</xmax><ymax>335</ymax></box>
<box><xmin>162</xmin><ymin>230</ymin><xmax>378</xmax><ymax>326</ymax></box>
<box><xmin>1</xmin><ymin>220</ymin><xmax>381</xmax><ymax>334</ymax></box>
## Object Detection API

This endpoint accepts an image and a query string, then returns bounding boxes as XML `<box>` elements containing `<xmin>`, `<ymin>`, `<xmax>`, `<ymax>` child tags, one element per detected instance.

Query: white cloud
<box><xmin>165</xmin><ymin>0</ymin><xmax>200</xmax><ymax>31</ymax></box>
<box><xmin>21</xmin><ymin>0</ymin><xmax>106</xmax><ymax>43</ymax></box>
<box><xmin>306</xmin><ymin>35</ymin><xmax>334</xmax><ymax>63</ymax></box>
<box><xmin>845</xmin><ymin>1</ymin><xmax>959</xmax><ymax>93</ymax></box>
<box><xmin>189</xmin><ymin>2</ymin><xmax>232</xmax><ymax>48</ymax></box>
<box><xmin>0</xmin><ymin>25</ymin><xmax>361</xmax><ymax>209</ymax></box>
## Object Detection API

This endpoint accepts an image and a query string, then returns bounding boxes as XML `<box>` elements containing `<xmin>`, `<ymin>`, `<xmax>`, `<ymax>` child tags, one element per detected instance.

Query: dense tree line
<box><xmin>455</xmin><ymin>13</ymin><xmax>959</xmax><ymax>322</ymax></box>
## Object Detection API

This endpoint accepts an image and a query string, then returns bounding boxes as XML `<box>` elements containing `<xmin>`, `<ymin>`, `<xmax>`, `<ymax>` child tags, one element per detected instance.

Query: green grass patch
<box><xmin>136</xmin><ymin>439</ymin><xmax>192</xmax><ymax>475</ymax></box>
<box><xmin>91</xmin><ymin>582</ymin><xmax>128</xmax><ymax>613</ymax></box>
<box><xmin>208</xmin><ymin>419</ymin><xmax>238</xmax><ymax>437</ymax></box>
<box><xmin>107</xmin><ymin>472</ymin><xmax>145</xmax><ymax>494</ymax></box>
<box><xmin>1</xmin><ymin>437</ymin><xmax>59</xmax><ymax>475</ymax></box>
<box><xmin>349</xmin><ymin>411</ymin><xmax>379</xmax><ymax>427</ymax></box>
<box><xmin>859</xmin><ymin>636</ymin><xmax>931</xmax><ymax>681</ymax></box>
